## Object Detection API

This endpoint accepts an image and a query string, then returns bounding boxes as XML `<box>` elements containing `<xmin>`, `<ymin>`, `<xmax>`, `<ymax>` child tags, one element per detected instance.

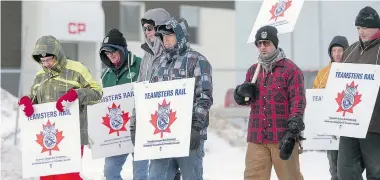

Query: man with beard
<box><xmin>234</xmin><ymin>25</ymin><xmax>306</xmax><ymax>180</ymax></box>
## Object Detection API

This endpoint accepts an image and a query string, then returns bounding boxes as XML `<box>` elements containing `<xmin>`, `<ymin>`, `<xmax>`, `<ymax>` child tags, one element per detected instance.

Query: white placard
<box><xmin>87</xmin><ymin>83</ymin><xmax>135</xmax><ymax>159</ymax></box>
<box><xmin>303</xmin><ymin>89</ymin><xmax>339</xmax><ymax>150</ymax></box>
<box><xmin>247</xmin><ymin>0</ymin><xmax>304</xmax><ymax>43</ymax></box>
<box><xmin>20</xmin><ymin>100</ymin><xmax>81</xmax><ymax>178</ymax></box>
<box><xmin>133</xmin><ymin>78</ymin><xmax>195</xmax><ymax>161</ymax></box>
<box><xmin>317</xmin><ymin>63</ymin><xmax>380</xmax><ymax>138</ymax></box>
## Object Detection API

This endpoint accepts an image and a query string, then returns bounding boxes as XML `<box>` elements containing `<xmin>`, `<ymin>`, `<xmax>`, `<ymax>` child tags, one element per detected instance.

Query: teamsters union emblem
<box><xmin>102</xmin><ymin>103</ymin><xmax>130</xmax><ymax>136</ymax></box>
<box><xmin>36</xmin><ymin>120</ymin><xmax>64</xmax><ymax>156</ymax></box>
<box><xmin>270</xmin><ymin>0</ymin><xmax>292</xmax><ymax>21</ymax></box>
<box><xmin>150</xmin><ymin>99</ymin><xmax>177</xmax><ymax>138</ymax></box>
<box><xmin>335</xmin><ymin>81</ymin><xmax>362</xmax><ymax>116</ymax></box>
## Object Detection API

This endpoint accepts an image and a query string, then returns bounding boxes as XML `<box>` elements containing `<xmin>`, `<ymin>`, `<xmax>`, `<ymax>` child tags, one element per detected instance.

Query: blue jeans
<box><xmin>149</xmin><ymin>140</ymin><xmax>205</xmax><ymax>180</ymax></box>
<box><xmin>104</xmin><ymin>153</ymin><xmax>149</xmax><ymax>180</ymax></box>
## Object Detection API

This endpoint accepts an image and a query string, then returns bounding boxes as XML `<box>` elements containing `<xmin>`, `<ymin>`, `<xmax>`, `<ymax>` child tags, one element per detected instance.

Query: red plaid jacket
<box><xmin>244</xmin><ymin>59</ymin><xmax>306</xmax><ymax>144</ymax></box>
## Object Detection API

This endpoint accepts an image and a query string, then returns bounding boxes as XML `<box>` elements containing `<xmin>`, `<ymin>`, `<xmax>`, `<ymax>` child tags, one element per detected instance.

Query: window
<box><xmin>180</xmin><ymin>5</ymin><xmax>200</xmax><ymax>44</ymax></box>
<box><xmin>1</xmin><ymin>69</ymin><xmax>21</xmax><ymax>97</ymax></box>
<box><xmin>119</xmin><ymin>2</ymin><xmax>145</xmax><ymax>42</ymax></box>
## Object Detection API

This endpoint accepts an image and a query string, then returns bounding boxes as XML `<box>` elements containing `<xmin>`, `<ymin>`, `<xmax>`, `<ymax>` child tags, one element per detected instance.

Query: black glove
<box><xmin>237</xmin><ymin>83</ymin><xmax>258</xmax><ymax>98</ymax></box>
<box><xmin>190</xmin><ymin>129</ymin><xmax>201</xmax><ymax>150</ymax></box>
<box><xmin>279</xmin><ymin>117</ymin><xmax>305</xmax><ymax>160</ymax></box>
<box><xmin>234</xmin><ymin>83</ymin><xmax>258</xmax><ymax>105</ymax></box>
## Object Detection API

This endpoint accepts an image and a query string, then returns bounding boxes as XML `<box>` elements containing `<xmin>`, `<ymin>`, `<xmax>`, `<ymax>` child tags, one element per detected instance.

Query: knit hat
<box><xmin>255</xmin><ymin>25</ymin><xmax>279</xmax><ymax>48</ymax></box>
<box><xmin>355</xmin><ymin>6</ymin><xmax>380</xmax><ymax>28</ymax></box>
<box><xmin>100</xmin><ymin>29</ymin><xmax>127</xmax><ymax>52</ymax></box>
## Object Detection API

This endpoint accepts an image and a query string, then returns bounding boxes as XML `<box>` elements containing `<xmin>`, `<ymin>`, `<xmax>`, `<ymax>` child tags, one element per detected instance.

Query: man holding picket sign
<box><xmin>18</xmin><ymin>35</ymin><xmax>103</xmax><ymax>180</ymax></box>
<box><xmin>312</xmin><ymin>35</ymin><xmax>350</xmax><ymax>180</ymax></box>
<box><xmin>337</xmin><ymin>6</ymin><xmax>380</xmax><ymax>180</ymax></box>
<box><xmin>142</xmin><ymin>17</ymin><xmax>213</xmax><ymax>180</ymax></box>
<box><xmin>98</xmin><ymin>28</ymin><xmax>150</xmax><ymax>180</ymax></box>
<box><xmin>129</xmin><ymin>8</ymin><xmax>183</xmax><ymax>180</ymax></box>
<box><xmin>234</xmin><ymin>25</ymin><xmax>306</xmax><ymax>180</ymax></box>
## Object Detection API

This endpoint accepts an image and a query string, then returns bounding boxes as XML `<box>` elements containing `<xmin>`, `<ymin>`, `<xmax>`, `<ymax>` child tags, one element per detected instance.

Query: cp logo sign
<box><xmin>68</xmin><ymin>22</ymin><xmax>86</xmax><ymax>34</ymax></box>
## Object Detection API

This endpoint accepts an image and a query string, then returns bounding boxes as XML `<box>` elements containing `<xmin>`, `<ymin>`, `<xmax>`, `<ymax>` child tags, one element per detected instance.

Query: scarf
<box><xmin>258</xmin><ymin>48</ymin><xmax>286</xmax><ymax>73</ymax></box>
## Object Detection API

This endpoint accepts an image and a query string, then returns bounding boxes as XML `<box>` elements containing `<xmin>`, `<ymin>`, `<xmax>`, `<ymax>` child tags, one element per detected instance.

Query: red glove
<box><xmin>18</xmin><ymin>96</ymin><xmax>34</xmax><ymax>117</ymax></box>
<box><xmin>56</xmin><ymin>89</ymin><xmax>78</xmax><ymax>112</ymax></box>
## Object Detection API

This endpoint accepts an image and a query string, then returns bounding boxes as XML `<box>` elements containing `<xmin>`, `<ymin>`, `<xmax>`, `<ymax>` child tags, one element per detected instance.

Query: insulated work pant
<box><xmin>244</xmin><ymin>142</ymin><xmax>303</xmax><ymax>180</ymax></box>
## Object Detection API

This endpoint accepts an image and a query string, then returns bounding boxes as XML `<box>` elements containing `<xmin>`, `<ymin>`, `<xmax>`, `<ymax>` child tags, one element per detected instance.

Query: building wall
<box><xmin>1</xmin><ymin>1</ymin><xmax>22</xmax><ymax>96</ymax></box>
<box><xmin>235</xmin><ymin>1</ymin><xmax>380</xmax><ymax>88</ymax></box>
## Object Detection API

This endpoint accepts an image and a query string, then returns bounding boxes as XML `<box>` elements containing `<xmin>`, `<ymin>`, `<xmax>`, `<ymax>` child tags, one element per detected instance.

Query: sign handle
<box><xmin>245</xmin><ymin>64</ymin><xmax>261</xmax><ymax>101</ymax></box>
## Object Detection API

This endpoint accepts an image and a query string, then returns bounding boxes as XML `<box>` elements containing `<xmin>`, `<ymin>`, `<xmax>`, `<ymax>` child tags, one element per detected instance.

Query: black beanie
<box><xmin>355</xmin><ymin>6</ymin><xmax>380</xmax><ymax>28</ymax></box>
<box><xmin>255</xmin><ymin>25</ymin><xmax>279</xmax><ymax>48</ymax></box>
<box><xmin>102</xmin><ymin>29</ymin><xmax>127</xmax><ymax>47</ymax></box>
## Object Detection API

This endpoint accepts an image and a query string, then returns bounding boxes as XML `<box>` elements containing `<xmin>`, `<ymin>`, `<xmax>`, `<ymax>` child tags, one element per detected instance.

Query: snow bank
<box><xmin>1</xmin><ymin>88</ymin><xmax>19</xmax><ymax>140</ymax></box>
<box><xmin>1</xmin><ymin>88</ymin><xmax>36</xmax><ymax>180</ymax></box>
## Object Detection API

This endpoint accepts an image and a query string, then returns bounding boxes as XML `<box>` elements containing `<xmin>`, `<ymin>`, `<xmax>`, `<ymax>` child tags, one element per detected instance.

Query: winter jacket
<box><xmin>130</xmin><ymin>8</ymin><xmax>170</xmax><ymax>134</ymax></box>
<box><xmin>150</xmin><ymin>18</ymin><xmax>213</xmax><ymax>139</ymax></box>
<box><xmin>29</xmin><ymin>35</ymin><xmax>103</xmax><ymax>145</ymax></box>
<box><xmin>313</xmin><ymin>36</ymin><xmax>349</xmax><ymax>89</ymax></box>
<box><xmin>138</xmin><ymin>8</ymin><xmax>170</xmax><ymax>82</ymax></box>
<box><xmin>342</xmin><ymin>31</ymin><xmax>380</xmax><ymax>134</ymax></box>
<box><xmin>100</xmin><ymin>48</ymin><xmax>142</xmax><ymax>87</ymax></box>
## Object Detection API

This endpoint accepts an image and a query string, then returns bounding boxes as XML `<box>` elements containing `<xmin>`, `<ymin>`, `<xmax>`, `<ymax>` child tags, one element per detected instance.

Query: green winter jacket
<box><xmin>100</xmin><ymin>47</ymin><xmax>141</xmax><ymax>87</ymax></box>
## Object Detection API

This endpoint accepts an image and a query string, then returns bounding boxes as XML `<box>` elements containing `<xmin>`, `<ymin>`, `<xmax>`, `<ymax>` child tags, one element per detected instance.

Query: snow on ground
<box><xmin>0</xmin><ymin>88</ymin><xmax>367</xmax><ymax>180</ymax></box>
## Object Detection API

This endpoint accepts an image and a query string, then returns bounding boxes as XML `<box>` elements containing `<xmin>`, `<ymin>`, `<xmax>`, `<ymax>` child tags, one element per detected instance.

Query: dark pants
<box><xmin>327</xmin><ymin>150</ymin><xmax>338</xmax><ymax>180</ymax></box>
<box><xmin>149</xmin><ymin>141</ymin><xmax>204</xmax><ymax>180</ymax></box>
<box><xmin>174</xmin><ymin>170</ymin><xmax>181</xmax><ymax>180</ymax></box>
<box><xmin>338</xmin><ymin>132</ymin><xmax>380</xmax><ymax>180</ymax></box>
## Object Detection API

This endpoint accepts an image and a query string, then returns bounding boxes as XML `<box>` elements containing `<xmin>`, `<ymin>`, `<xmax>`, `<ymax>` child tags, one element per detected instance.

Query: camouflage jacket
<box><xmin>30</xmin><ymin>35</ymin><xmax>103</xmax><ymax>145</ymax></box>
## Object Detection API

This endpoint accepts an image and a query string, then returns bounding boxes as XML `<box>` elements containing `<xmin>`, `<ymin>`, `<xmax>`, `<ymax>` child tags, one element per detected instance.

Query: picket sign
<box><xmin>87</xmin><ymin>83</ymin><xmax>135</xmax><ymax>159</ymax></box>
<box><xmin>133</xmin><ymin>78</ymin><xmax>195</xmax><ymax>161</ymax></box>
<box><xmin>302</xmin><ymin>89</ymin><xmax>339</xmax><ymax>150</ymax></box>
<box><xmin>247</xmin><ymin>0</ymin><xmax>305</xmax><ymax>43</ymax></box>
<box><xmin>316</xmin><ymin>63</ymin><xmax>380</xmax><ymax>138</ymax></box>
<box><xmin>20</xmin><ymin>100</ymin><xmax>81</xmax><ymax>178</ymax></box>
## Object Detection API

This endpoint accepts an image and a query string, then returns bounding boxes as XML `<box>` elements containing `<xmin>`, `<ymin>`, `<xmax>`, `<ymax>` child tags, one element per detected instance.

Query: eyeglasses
<box><xmin>40</xmin><ymin>56</ymin><xmax>55</xmax><ymax>63</ymax></box>
<box><xmin>143</xmin><ymin>24</ymin><xmax>155</xmax><ymax>32</ymax></box>
<box><xmin>104</xmin><ymin>49</ymin><xmax>117</xmax><ymax>56</ymax></box>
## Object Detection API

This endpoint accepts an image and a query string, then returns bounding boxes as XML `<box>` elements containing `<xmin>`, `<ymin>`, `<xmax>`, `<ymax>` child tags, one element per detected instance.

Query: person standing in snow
<box><xmin>234</xmin><ymin>25</ymin><xmax>306</xmax><ymax>180</ymax></box>
<box><xmin>337</xmin><ymin>6</ymin><xmax>380</xmax><ymax>180</ymax></box>
<box><xmin>129</xmin><ymin>8</ymin><xmax>182</xmax><ymax>180</ymax></box>
<box><xmin>312</xmin><ymin>35</ymin><xmax>354</xmax><ymax>180</ymax></box>
<box><xmin>146</xmin><ymin>17</ymin><xmax>213</xmax><ymax>180</ymax></box>
<box><xmin>99</xmin><ymin>28</ymin><xmax>149</xmax><ymax>180</ymax></box>
<box><xmin>18</xmin><ymin>35</ymin><xmax>103</xmax><ymax>180</ymax></box>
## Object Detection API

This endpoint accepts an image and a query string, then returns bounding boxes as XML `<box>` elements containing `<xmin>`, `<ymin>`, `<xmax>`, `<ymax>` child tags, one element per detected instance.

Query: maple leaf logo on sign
<box><xmin>335</xmin><ymin>81</ymin><xmax>362</xmax><ymax>116</ymax></box>
<box><xmin>102</xmin><ymin>103</ymin><xmax>130</xmax><ymax>136</ymax></box>
<box><xmin>150</xmin><ymin>99</ymin><xmax>177</xmax><ymax>138</ymax></box>
<box><xmin>269</xmin><ymin>0</ymin><xmax>292</xmax><ymax>21</ymax></box>
<box><xmin>36</xmin><ymin>120</ymin><xmax>64</xmax><ymax>156</ymax></box>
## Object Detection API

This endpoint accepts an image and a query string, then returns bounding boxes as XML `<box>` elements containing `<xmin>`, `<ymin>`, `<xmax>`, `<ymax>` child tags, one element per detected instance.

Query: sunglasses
<box><xmin>143</xmin><ymin>24</ymin><xmax>155</xmax><ymax>32</ymax></box>
<box><xmin>256</xmin><ymin>41</ymin><xmax>271</xmax><ymax>47</ymax></box>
